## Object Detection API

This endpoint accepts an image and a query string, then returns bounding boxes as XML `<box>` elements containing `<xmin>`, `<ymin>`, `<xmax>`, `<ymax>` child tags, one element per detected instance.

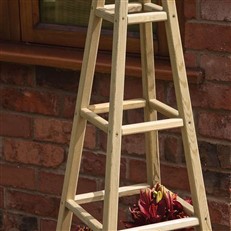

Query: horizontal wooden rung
<box><xmin>81</xmin><ymin>108</ymin><xmax>108</xmax><ymax>133</ymax></box>
<box><xmin>96</xmin><ymin>5</ymin><xmax>167</xmax><ymax>24</ymax></box>
<box><xmin>122</xmin><ymin>118</ymin><xmax>184</xmax><ymax>135</ymax></box>
<box><xmin>128</xmin><ymin>12</ymin><xmax>167</xmax><ymax>24</ymax></box>
<box><xmin>88</xmin><ymin>98</ymin><xmax>146</xmax><ymax>114</ymax></box>
<box><xmin>120</xmin><ymin>217</ymin><xmax>199</xmax><ymax>231</ymax></box>
<box><xmin>75</xmin><ymin>183</ymin><xmax>150</xmax><ymax>204</ymax></box>
<box><xmin>144</xmin><ymin>2</ymin><xmax>164</xmax><ymax>11</ymax></box>
<box><xmin>149</xmin><ymin>99</ymin><xmax>179</xmax><ymax>118</ymax></box>
<box><xmin>95</xmin><ymin>3</ymin><xmax>143</xmax><ymax>23</ymax></box>
<box><xmin>66</xmin><ymin>199</ymin><xmax>102</xmax><ymax>231</ymax></box>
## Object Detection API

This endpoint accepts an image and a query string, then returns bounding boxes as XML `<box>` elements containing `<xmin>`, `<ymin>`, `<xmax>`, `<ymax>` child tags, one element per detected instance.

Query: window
<box><xmin>5</xmin><ymin>0</ymin><xmax>180</xmax><ymax>56</ymax></box>
<box><xmin>0</xmin><ymin>0</ymin><xmax>183</xmax><ymax>57</ymax></box>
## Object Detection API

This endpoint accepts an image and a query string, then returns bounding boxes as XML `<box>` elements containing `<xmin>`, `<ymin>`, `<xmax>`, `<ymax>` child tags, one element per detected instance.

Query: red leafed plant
<box><xmin>124</xmin><ymin>183</ymin><xmax>192</xmax><ymax>228</ymax></box>
<box><xmin>76</xmin><ymin>183</ymin><xmax>192</xmax><ymax>231</ymax></box>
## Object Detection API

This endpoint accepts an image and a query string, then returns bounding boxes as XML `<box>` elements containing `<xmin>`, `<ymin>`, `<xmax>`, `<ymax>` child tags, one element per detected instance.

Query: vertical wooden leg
<box><xmin>140</xmin><ymin>18</ymin><xmax>160</xmax><ymax>186</ymax></box>
<box><xmin>162</xmin><ymin>1</ymin><xmax>212</xmax><ymax>230</ymax></box>
<box><xmin>102</xmin><ymin>1</ymin><xmax>128</xmax><ymax>230</ymax></box>
<box><xmin>56</xmin><ymin>1</ymin><xmax>105</xmax><ymax>230</ymax></box>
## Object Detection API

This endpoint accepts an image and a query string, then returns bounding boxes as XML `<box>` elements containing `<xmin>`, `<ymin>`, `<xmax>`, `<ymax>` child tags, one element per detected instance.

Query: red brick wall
<box><xmin>0</xmin><ymin>1</ymin><xmax>230</xmax><ymax>230</ymax></box>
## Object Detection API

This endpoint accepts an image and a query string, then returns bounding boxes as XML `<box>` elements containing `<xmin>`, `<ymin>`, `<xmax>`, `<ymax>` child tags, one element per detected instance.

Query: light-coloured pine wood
<box><xmin>149</xmin><ymin>99</ymin><xmax>179</xmax><ymax>117</ymax></box>
<box><xmin>120</xmin><ymin>217</ymin><xmax>199</xmax><ymax>231</ymax></box>
<box><xmin>122</xmin><ymin>118</ymin><xmax>183</xmax><ymax>135</ymax></box>
<box><xmin>88</xmin><ymin>98</ymin><xmax>146</xmax><ymax>114</ymax></box>
<box><xmin>102</xmin><ymin>1</ymin><xmax>128</xmax><ymax>230</ymax></box>
<box><xmin>75</xmin><ymin>183</ymin><xmax>150</xmax><ymax>204</ymax></box>
<box><xmin>162</xmin><ymin>0</ymin><xmax>212</xmax><ymax>230</ymax></box>
<box><xmin>139</xmin><ymin>5</ymin><xmax>160</xmax><ymax>186</ymax></box>
<box><xmin>56</xmin><ymin>1</ymin><xmax>105</xmax><ymax>230</ymax></box>
<box><xmin>57</xmin><ymin>1</ymin><xmax>212</xmax><ymax>230</ymax></box>
<box><xmin>128</xmin><ymin>11</ymin><xmax>167</xmax><ymax>24</ymax></box>
<box><xmin>66</xmin><ymin>200</ymin><xmax>102</xmax><ymax>231</ymax></box>
<box><xmin>144</xmin><ymin>2</ymin><xmax>163</xmax><ymax>11</ymax></box>
<box><xmin>80</xmin><ymin>108</ymin><xmax>108</xmax><ymax>133</ymax></box>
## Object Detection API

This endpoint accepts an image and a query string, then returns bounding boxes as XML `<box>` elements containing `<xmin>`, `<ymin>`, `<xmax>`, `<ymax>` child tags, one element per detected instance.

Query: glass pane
<box><xmin>39</xmin><ymin>0</ymin><xmax>157</xmax><ymax>35</ymax></box>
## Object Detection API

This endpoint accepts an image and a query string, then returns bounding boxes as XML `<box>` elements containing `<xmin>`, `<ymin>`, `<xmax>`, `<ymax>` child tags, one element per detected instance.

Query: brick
<box><xmin>2</xmin><ymin>213</ymin><xmax>38</xmax><ymax>231</ymax></box>
<box><xmin>81</xmin><ymin>152</ymin><xmax>106</xmax><ymax>176</ymax></box>
<box><xmin>77</xmin><ymin>176</ymin><xmax>98</xmax><ymax>194</ymax></box>
<box><xmin>128</xmin><ymin>159</ymin><xmax>147</xmax><ymax>183</ymax></box>
<box><xmin>81</xmin><ymin>151</ymin><xmax>126</xmax><ymax>179</ymax></box>
<box><xmin>3</xmin><ymin>139</ymin><xmax>65</xmax><ymax>168</ymax></box>
<box><xmin>184</xmin><ymin>51</ymin><xmax>197</xmax><ymax>68</ymax></box>
<box><xmin>198</xmin><ymin>112</ymin><xmax>231</xmax><ymax>141</ymax></box>
<box><xmin>0</xmin><ymin>87</ymin><xmax>60</xmax><ymax>116</ymax></box>
<box><xmin>38</xmin><ymin>172</ymin><xmax>64</xmax><ymax>196</ymax></box>
<box><xmin>160</xmin><ymin>164</ymin><xmax>190</xmax><ymax>192</ymax></box>
<box><xmin>200</xmin><ymin>54</ymin><xmax>231</xmax><ymax>82</ymax></box>
<box><xmin>203</xmin><ymin>171</ymin><xmax>230</xmax><ymax>198</ymax></box>
<box><xmin>0</xmin><ymin>112</ymin><xmax>31</xmax><ymax>138</ymax></box>
<box><xmin>164</xmin><ymin>136</ymin><xmax>183</xmax><ymax>163</ymax></box>
<box><xmin>6</xmin><ymin>190</ymin><xmax>59</xmax><ymax>218</ymax></box>
<box><xmin>184</xmin><ymin>0</ymin><xmax>197</xmax><ymax>20</ymax></box>
<box><xmin>129</xmin><ymin>160</ymin><xmax>190</xmax><ymax>191</ymax></box>
<box><xmin>198</xmin><ymin>141</ymin><xmax>221</xmax><ymax>169</ymax></box>
<box><xmin>0</xmin><ymin>210</ymin><xmax>2</xmax><ymax>230</ymax></box>
<box><xmin>122</xmin><ymin>133</ymin><xmax>145</xmax><ymax>155</ymax></box>
<box><xmin>34</xmin><ymin>117</ymin><xmax>72</xmax><ymax>144</ymax></box>
<box><xmin>190</xmin><ymin>82</ymin><xmax>231</xmax><ymax>110</ymax></box>
<box><xmin>62</xmin><ymin>94</ymin><xmax>76</xmax><ymax>118</ymax></box>
<box><xmin>208</xmin><ymin>199</ymin><xmax>230</xmax><ymax>227</ymax></box>
<box><xmin>0</xmin><ymin>62</ymin><xmax>35</xmax><ymax>86</ymax></box>
<box><xmin>217</xmin><ymin>144</ymin><xmax>231</xmax><ymax>169</ymax></box>
<box><xmin>36</xmin><ymin>66</ymin><xmax>79</xmax><ymax>92</ymax></box>
<box><xmin>185</xmin><ymin>23</ymin><xmax>231</xmax><ymax>52</ymax></box>
<box><xmin>40</xmin><ymin>219</ymin><xmax>57</xmax><ymax>231</ymax></box>
<box><xmin>0</xmin><ymin>164</ymin><xmax>35</xmax><ymax>190</ymax></box>
<box><xmin>124</xmin><ymin>77</ymin><xmax>143</xmax><ymax>99</ymax></box>
<box><xmin>201</xmin><ymin>0</ymin><xmax>231</xmax><ymax>21</ymax></box>
<box><xmin>0</xmin><ymin>187</ymin><xmax>3</xmax><ymax>208</ymax></box>
<box><xmin>93</xmin><ymin>74</ymin><xmax>110</xmax><ymax>99</ymax></box>
<box><xmin>212</xmin><ymin>224</ymin><xmax>230</xmax><ymax>231</ymax></box>
<box><xmin>84</xmin><ymin>125</ymin><xmax>96</xmax><ymax>149</ymax></box>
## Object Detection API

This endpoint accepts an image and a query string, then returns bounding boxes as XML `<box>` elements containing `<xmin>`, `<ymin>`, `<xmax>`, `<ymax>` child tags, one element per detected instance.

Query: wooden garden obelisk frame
<box><xmin>56</xmin><ymin>1</ymin><xmax>212</xmax><ymax>230</ymax></box>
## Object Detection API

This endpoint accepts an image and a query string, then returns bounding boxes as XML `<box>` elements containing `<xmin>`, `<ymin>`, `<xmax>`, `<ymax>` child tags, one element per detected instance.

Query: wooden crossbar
<box><xmin>75</xmin><ymin>183</ymin><xmax>150</xmax><ymax>204</ymax></box>
<box><xmin>56</xmin><ymin>1</ymin><xmax>212</xmax><ymax>230</ymax></box>
<box><xmin>81</xmin><ymin>108</ymin><xmax>108</xmax><ymax>133</ymax></box>
<box><xmin>149</xmin><ymin>99</ymin><xmax>179</xmax><ymax>117</ymax></box>
<box><xmin>88</xmin><ymin>98</ymin><xmax>146</xmax><ymax>114</ymax></box>
<box><xmin>144</xmin><ymin>2</ymin><xmax>164</xmax><ymax>11</ymax></box>
<box><xmin>96</xmin><ymin>8</ymin><xmax>167</xmax><ymax>24</ymax></box>
<box><xmin>120</xmin><ymin>217</ymin><xmax>199</xmax><ymax>231</ymax></box>
<box><xmin>122</xmin><ymin>118</ymin><xmax>183</xmax><ymax>135</ymax></box>
<box><xmin>66</xmin><ymin>200</ymin><xmax>102</xmax><ymax>231</ymax></box>
<box><xmin>128</xmin><ymin>12</ymin><xmax>167</xmax><ymax>24</ymax></box>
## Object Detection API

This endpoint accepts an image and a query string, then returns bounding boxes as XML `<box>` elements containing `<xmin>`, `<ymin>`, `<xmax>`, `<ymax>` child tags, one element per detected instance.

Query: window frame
<box><xmin>19</xmin><ymin>0</ymin><xmax>184</xmax><ymax>56</ymax></box>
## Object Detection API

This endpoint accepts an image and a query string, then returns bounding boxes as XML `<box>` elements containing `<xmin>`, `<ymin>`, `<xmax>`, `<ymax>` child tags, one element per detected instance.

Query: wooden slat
<box><xmin>120</xmin><ymin>217</ymin><xmax>199</xmax><ymax>231</ymax></box>
<box><xmin>95</xmin><ymin>3</ymin><xmax>143</xmax><ymax>23</ymax></box>
<box><xmin>144</xmin><ymin>2</ymin><xmax>163</xmax><ymax>11</ymax></box>
<box><xmin>122</xmin><ymin>118</ymin><xmax>183</xmax><ymax>135</ymax></box>
<box><xmin>75</xmin><ymin>183</ymin><xmax>150</xmax><ymax>204</ymax></box>
<box><xmin>81</xmin><ymin>108</ymin><xmax>108</xmax><ymax>133</ymax></box>
<box><xmin>128</xmin><ymin>12</ymin><xmax>167</xmax><ymax>24</ymax></box>
<box><xmin>162</xmin><ymin>0</ymin><xmax>212</xmax><ymax>229</ymax></box>
<box><xmin>88</xmin><ymin>98</ymin><xmax>146</xmax><ymax>114</ymax></box>
<box><xmin>177</xmin><ymin>196</ymin><xmax>194</xmax><ymax>216</ymax></box>
<box><xmin>102</xmin><ymin>1</ymin><xmax>128</xmax><ymax>229</ymax></box>
<box><xmin>149</xmin><ymin>99</ymin><xmax>179</xmax><ymax>117</ymax></box>
<box><xmin>66</xmin><ymin>200</ymin><xmax>102</xmax><ymax>231</ymax></box>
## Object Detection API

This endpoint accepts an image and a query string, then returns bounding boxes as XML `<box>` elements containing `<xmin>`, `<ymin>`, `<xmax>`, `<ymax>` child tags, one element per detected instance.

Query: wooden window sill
<box><xmin>0</xmin><ymin>41</ymin><xmax>203</xmax><ymax>83</ymax></box>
